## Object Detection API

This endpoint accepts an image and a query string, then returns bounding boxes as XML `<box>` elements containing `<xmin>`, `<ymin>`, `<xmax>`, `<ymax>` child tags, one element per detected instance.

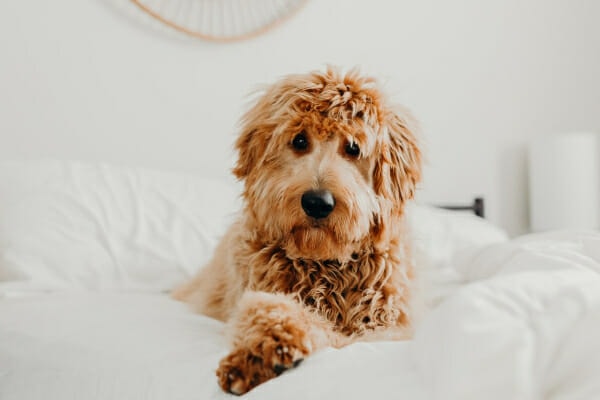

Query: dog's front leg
<box><xmin>216</xmin><ymin>290</ymin><xmax>335</xmax><ymax>395</ymax></box>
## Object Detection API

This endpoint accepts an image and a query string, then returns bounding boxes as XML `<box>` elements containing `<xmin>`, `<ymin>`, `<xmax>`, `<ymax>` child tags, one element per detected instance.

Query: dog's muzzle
<box><xmin>301</xmin><ymin>190</ymin><xmax>335</xmax><ymax>219</ymax></box>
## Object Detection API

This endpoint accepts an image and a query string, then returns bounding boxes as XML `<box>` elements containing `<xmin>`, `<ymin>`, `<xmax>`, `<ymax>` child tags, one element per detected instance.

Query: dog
<box><xmin>172</xmin><ymin>67</ymin><xmax>422</xmax><ymax>395</ymax></box>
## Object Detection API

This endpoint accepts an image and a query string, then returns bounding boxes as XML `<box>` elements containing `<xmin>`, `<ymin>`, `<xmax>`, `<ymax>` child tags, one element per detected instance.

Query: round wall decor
<box><xmin>130</xmin><ymin>0</ymin><xmax>308</xmax><ymax>42</ymax></box>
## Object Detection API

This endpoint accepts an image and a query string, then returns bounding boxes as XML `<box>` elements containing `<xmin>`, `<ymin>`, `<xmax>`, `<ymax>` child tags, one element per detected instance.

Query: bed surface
<box><xmin>0</xmin><ymin>293</ymin><xmax>425</xmax><ymax>400</ymax></box>
<box><xmin>2</xmin><ymin>230</ymin><xmax>600</xmax><ymax>399</ymax></box>
<box><xmin>1</xmin><ymin>161</ymin><xmax>600</xmax><ymax>399</ymax></box>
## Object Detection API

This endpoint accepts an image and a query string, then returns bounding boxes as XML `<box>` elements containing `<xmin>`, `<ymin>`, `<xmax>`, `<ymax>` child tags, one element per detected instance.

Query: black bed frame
<box><xmin>437</xmin><ymin>197</ymin><xmax>485</xmax><ymax>218</ymax></box>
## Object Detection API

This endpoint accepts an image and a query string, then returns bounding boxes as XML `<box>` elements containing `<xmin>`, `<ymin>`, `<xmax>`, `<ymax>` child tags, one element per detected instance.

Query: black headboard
<box><xmin>437</xmin><ymin>197</ymin><xmax>485</xmax><ymax>218</ymax></box>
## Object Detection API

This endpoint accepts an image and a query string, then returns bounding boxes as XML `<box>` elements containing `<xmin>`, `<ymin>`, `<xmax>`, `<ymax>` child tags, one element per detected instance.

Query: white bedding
<box><xmin>2</xmin><ymin>230</ymin><xmax>600</xmax><ymax>399</ymax></box>
<box><xmin>0</xmin><ymin>293</ymin><xmax>425</xmax><ymax>400</ymax></box>
<box><xmin>415</xmin><ymin>230</ymin><xmax>600</xmax><ymax>400</ymax></box>
<box><xmin>1</xmin><ymin>161</ymin><xmax>599</xmax><ymax>399</ymax></box>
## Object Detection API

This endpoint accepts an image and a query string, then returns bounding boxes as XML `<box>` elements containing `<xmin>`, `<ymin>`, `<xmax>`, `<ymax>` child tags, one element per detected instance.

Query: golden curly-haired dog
<box><xmin>173</xmin><ymin>67</ymin><xmax>422</xmax><ymax>395</ymax></box>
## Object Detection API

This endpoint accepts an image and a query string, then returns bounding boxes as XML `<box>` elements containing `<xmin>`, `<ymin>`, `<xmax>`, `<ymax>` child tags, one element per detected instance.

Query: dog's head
<box><xmin>234</xmin><ymin>67</ymin><xmax>421</xmax><ymax>261</ymax></box>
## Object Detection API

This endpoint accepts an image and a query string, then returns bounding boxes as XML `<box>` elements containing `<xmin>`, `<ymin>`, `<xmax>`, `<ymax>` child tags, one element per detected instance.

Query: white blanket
<box><xmin>415</xmin><ymin>230</ymin><xmax>600</xmax><ymax>400</ymax></box>
<box><xmin>1</xmin><ymin>230</ymin><xmax>599</xmax><ymax>399</ymax></box>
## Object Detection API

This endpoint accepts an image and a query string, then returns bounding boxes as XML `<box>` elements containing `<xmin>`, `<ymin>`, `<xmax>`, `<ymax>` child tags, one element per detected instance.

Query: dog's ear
<box><xmin>373</xmin><ymin>108</ymin><xmax>422</xmax><ymax>209</ymax></box>
<box><xmin>232</xmin><ymin>97</ymin><xmax>272</xmax><ymax>180</ymax></box>
<box><xmin>232</xmin><ymin>126</ymin><xmax>263</xmax><ymax>179</ymax></box>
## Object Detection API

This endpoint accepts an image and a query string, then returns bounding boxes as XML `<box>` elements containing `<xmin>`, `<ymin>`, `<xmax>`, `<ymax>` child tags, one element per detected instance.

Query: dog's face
<box><xmin>234</xmin><ymin>68</ymin><xmax>421</xmax><ymax>261</ymax></box>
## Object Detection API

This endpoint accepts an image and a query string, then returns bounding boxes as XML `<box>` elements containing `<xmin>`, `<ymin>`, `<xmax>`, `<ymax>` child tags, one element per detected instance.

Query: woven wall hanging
<box><xmin>130</xmin><ymin>0</ymin><xmax>308</xmax><ymax>42</ymax></box>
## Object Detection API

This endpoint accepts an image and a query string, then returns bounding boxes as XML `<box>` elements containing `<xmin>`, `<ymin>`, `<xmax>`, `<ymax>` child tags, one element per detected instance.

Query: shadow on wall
<box><xmin>497</xmin><ymin>144</ymin><xmax>530</xmax><ymax>236</ymax></box>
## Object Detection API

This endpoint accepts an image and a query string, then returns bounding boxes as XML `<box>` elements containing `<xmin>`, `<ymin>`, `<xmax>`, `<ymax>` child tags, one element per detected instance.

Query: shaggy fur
<box><xmin>173</xmin><ymin>67</ymin><xmax>422</xmax><ymax>395</ymax></box>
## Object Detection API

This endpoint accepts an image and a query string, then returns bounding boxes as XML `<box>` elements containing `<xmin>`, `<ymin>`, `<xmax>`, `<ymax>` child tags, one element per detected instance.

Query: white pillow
<box><xmin>0</xmin><ymin>160</ymin><xmax>241</xmax><ymax>295</ymax></box>
<box><xmin>405</xmin><ymin>203</ymin><xmax>509</xmax><ymax>306</ymax></box>
<box><xmin>405</xmin><ymin>203</ymin><xmax>509</xmax><ymax>269</ymax></box>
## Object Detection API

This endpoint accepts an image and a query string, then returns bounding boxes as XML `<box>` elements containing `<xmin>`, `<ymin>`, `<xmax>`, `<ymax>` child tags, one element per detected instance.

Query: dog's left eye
<box><xmin>292</xmin><ymin>132</ymin><xmax>309</xmax><ymax>151</ymax></box>
<box><xmin>344</xmin><ymin>141</ymin><xmax>360</xmax><ymax>157</ymax></box>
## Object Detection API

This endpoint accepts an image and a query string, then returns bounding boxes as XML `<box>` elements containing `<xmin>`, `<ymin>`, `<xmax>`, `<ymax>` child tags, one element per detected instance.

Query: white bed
<box><xmin>1</xmin><ymin>161</ymin><xmax>599</xmax><ymax>400</ymax></box>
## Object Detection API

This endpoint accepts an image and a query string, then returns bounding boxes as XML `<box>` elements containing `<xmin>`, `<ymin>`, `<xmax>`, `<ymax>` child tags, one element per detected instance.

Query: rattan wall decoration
<box><xmin>130</xmin><ymin>0</ymin><xmax>309</xmax><ymax>42</ymax></box>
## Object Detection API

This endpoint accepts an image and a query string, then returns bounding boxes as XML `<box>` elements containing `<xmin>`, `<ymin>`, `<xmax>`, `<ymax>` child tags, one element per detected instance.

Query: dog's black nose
<box><xmin>301</xmin><ymin>190</ymin><xmax>335</xmax><ymax>219</ymax></box>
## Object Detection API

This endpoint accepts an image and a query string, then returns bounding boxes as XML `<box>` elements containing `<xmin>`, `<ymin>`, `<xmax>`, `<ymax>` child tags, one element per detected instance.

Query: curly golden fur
<box><xmin>172</xmin><ymin>67</ymin><xmax>422</xmax><ymax>395</ymax></box>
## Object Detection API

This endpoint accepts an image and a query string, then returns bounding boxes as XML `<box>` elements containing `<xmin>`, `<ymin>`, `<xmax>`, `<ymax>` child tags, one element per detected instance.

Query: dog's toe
<box><xmin>225</xmin><ymin>368</ymin><xmax>245</xmax><ymax>395</ymax></box>
<box><xmin>270</xmin><ymin>343</ymin><xmax>306</xmax><ymax>374</ymax></box>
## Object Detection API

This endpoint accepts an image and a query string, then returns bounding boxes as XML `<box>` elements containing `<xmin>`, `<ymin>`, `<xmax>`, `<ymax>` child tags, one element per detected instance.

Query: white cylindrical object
<box><xmin>529</xmin><ymin>132</ymin><xmax>600</xmax><ymax>232</ymax></box>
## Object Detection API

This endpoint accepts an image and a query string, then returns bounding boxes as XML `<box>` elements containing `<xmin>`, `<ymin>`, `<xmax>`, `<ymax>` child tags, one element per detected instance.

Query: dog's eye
<box><xmin>345</xmin><ymin>141</ymin><xmax>360</xmax><ymax>157</ymax></box>
<box><xmin>292</xmin><ymin>132</ymin><xmax>309</xmax><ymax>151</ymax></box>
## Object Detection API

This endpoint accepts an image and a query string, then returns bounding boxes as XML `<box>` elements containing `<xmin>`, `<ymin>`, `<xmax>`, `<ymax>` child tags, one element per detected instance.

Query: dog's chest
<box><xmin>247</xmin><ymin>251</ymin><xmax>408</xmax><ymax>335</ymax></box>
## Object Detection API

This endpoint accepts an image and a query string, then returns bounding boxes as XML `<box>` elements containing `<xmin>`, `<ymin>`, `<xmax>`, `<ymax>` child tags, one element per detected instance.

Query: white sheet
<box><xmin>414</xmin><ymin>230</ymin><xmax>600</xmax><ymax>400</ymax></box>
<box><xmin>1</xmin><ymin>230</ymin><xmax>599</xmax><ymax>399</ymax></box>
<box><xmin>0</xmin><ymin>293</ymin><xmax>425</xmax><ymax>400</ymax></box>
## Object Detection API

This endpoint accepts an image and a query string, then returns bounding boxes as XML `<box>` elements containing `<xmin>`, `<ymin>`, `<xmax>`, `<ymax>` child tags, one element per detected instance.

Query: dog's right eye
<box><xmin>292</xmin><ymin>132</ymin><xmax>309</xmax><ymax>151</ymax></box>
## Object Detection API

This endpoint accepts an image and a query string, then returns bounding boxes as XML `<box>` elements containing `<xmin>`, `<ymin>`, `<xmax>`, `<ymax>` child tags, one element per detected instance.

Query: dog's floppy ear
<box><xmin>232</xmin><ymin>126</ymin><xmax>263</xmax><ymax>179</ymax></box>
<box><xmin>373</xmin><ymin>108</ymin><xmax>422</xmax><ymax>209</ymax></box>
<box><xmin>232</xmin><ymin>95</ymin><xmax>273</xmax><ymax>180</ymax></box>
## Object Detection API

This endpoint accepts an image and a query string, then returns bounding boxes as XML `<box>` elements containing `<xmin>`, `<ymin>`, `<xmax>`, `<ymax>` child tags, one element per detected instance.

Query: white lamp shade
<box><xmin>529</xmin><ymin>132</ymin><xmax>600</xmax><ymax>232</ymax></box>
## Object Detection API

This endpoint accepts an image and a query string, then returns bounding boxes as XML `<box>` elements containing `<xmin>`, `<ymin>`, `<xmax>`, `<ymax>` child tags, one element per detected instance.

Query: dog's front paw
<box><xmin>217</xmin><ymin>348</ymin><xmax>275</xmax><ymax>395</ymax></box>
<box><xmin>216</xmin><ymin>327</ymin><xmax>310</xmax><ymax>395</ymax></box>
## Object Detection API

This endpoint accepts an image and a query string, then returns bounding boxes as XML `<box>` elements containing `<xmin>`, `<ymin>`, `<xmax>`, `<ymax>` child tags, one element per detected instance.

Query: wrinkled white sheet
<box><xmin>414</xmin><ymin>230</ymin><xmax>600</xmax><ymax>400</ymax></box>
<box><xmin>1</xmin><ymin>230</ymin><xmax>599</xmax><ymax>399</ymax></box>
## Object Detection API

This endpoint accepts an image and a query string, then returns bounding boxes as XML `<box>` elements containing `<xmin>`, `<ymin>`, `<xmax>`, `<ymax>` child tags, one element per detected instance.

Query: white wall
<box><xmin>1</xmin><ymin>0</ymin><xmax>599</xmax><ymax>235</ymax></box>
